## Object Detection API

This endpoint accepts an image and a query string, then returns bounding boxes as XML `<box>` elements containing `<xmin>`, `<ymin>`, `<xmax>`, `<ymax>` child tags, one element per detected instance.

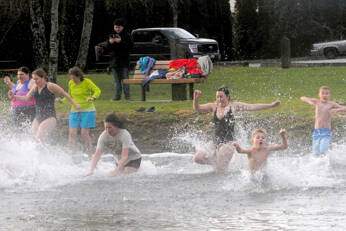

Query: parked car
<box><xmin>95</xmin><ymin>27</ymin><xmax>221</xmax><ymax>70</ymax></box>
<box><xmin>310</xmin><ymin>40</ymin><xmax>346</xmax><ymax>59</ymax></box>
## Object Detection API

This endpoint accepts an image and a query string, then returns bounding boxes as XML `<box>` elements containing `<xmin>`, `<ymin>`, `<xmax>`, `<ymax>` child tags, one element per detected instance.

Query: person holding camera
<box><xmin>106</xmin><ymin>18</ymin><xmax>133</xmax><ymax>101</ymax></box>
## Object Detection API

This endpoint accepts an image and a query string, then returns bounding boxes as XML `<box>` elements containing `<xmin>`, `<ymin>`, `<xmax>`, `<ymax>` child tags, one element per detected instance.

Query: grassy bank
<box><xmin>53</xmin><ymin>65</ymin><xmax>346</xmax><ymax>118</ymax></box>
<box><xmin>1</xmin><ymin>66</ymin><xmax>346</xmax><ymax>152</ymax></box>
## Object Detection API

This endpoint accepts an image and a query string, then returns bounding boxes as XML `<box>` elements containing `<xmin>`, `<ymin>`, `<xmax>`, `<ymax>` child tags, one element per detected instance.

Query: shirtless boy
<box><xmin>300</xmin><ymin>86</ymin><xmax>346</xmax><ymax>156</ymax></box>
<box><xmin>232</xmin><ymin>129</ymin><xmax>287</xmax><ymax>174</ymax></box>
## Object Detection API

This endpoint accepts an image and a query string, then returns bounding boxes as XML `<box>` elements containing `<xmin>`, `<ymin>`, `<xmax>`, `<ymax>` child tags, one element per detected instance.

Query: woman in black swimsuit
<box><xmin>9</xmin><ymin>68</ymin><xmax>80</xmax><ymax>141</ymax></box>
<box><xmin>192</xmin><ymin>86</ymin><xmax>281</xmax><ymax>173</ymax></box>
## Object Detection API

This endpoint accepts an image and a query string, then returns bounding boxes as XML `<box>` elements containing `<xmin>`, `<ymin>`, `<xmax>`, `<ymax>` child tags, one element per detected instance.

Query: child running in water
<box><xmin>300</xmin><ymin>86</ymin><xmax>346</xmax><ymax>156</ymax></box>
<box><xmin>232</xmin><ymin>129</ymin><xmax>287</xmax><ymax>174</ymax></box>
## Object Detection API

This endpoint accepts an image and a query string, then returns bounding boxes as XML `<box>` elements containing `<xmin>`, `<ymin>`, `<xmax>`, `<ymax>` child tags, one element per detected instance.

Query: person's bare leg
<box><xmin>81</xmin><ymin>128</ymin><xmax>92</xmax><ymax>153</ymax></box>
<box><xmin>193</xmin><ymin>151</ymin><xmax>211</xmax><ymax>164</ymax></box>
<box><xmin>68</xmin><ymin>127</ymin><xmax>78</xmax><ymax>151</ymax></box>
<box><xmin>35</xmin><ymin>117</ymin><xmax>56</xmax><ymax>141</ymax></box>
<box><xmin>215</xmin><ymin>143</ymin><xmax>234</xmax><ymax>173</ymax></box>
<box><xmin>31</xmin><ymin>119</ymin><xmax>39</xmax><ymax>137</ymax></box>
<box><xmin>193</xmin><ymin>142</ymin><xmax>216</xmax><ymax>165</ymax></box>
<box><xmin>123</xmin><ymin>166</ymin><xmax>139</xmax><ymax>174</ymax></box>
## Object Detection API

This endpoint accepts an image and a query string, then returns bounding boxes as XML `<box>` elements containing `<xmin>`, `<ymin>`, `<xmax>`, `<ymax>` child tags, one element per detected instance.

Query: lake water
<box><xmin>1</xmin><ymin>123</ymin><xmax>346</xmax><ymax>230</ymax></box>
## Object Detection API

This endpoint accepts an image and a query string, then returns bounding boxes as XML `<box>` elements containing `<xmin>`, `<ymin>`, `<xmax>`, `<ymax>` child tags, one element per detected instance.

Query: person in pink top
<box><xmin>4</xmin><ymin>67</ymin><xmax>36</xmax><ymax>129</ymax></box>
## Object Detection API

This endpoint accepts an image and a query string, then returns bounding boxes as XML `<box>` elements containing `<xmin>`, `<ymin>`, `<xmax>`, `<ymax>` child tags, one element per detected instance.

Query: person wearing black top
<box><xmin>192</xmin><ymin>86</ymin><xmax>281</xmax><ymax>173</ymax></box>
<box><xmin>106</xmin><ymin>18</ymin><xmax>133</xmax><ymax>101</ymax></box>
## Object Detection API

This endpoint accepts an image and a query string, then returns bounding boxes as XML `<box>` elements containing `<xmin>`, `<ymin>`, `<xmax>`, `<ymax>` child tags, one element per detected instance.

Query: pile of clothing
<box><xmin>139</xmin><ymin>56</ymin><xmax>213</xmax><ymax>87</ymax></box>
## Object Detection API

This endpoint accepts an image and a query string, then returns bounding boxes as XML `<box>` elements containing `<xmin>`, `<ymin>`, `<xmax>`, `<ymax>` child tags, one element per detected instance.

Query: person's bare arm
<box><xmin>85</xmin><ymin>149</ymin><xmax>103</xmax><ymax>176</ymax></box>
<box><xmin>108</xmin><ymin>148</ymin><xmax>129</xmax><ymax>177</ymax></box>
<box><xmin>4</xmin><ymin>76</ymin><xmax>15</xmax><ymax>88</ymax></box>
<box><xmin>232</xmin><ymin>100</ymin><xmax>280</xmax><ymax>112</ymax></box>
<box><xmin>10</xmin><ymin>86</ymin><xmax>35</xmax><ymax>101</ymax></box>
<box><xmin>331</xmin><ymin>106</ymin><xmax>346</xmax><ymax>118</ymax></box>
<box><xmin>232</xmin><ymin>142</ymin><xmax>252</xmax><ymax>154</ymax></box>
<box><xmin>300</xmin><ymin>96</ymin><xmax>317</xmax><ymax>106</ymax></box>
<box><xmin>47</xmin><ymin>83</ymin><xmax>80</xmax><ymax>110</ymax></box>
<box><xmin>267</xmin><ymin>129</ymin><xmax>288</xmax><ymax>152</ymax></box>
<box><xmin>193</xmin><ymin>90</ymin><xmax>215</xmax><ymax>113</ymax></box>
<box><xmin>334</xmin><ymin>114</ymin><xmax>346</xmax><ymax>118</ymax></box>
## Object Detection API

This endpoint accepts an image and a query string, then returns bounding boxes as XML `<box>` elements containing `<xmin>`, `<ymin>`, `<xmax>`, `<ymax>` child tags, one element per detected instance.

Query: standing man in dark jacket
<box><xmin>106</xmin><ymin>18</ymin><xmax>133</xmax><ymax>101</ymax></box>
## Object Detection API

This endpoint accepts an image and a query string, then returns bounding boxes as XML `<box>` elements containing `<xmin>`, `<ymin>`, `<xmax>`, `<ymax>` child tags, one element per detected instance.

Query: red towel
<box><xmin>169</xmin><ymin>58</ymin><xmax>203</xmax><ymax>75</ymax></box>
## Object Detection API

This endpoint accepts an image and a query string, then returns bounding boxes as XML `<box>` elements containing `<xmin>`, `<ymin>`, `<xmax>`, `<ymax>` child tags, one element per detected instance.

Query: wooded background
<box><xmin>0</xmin><ymin>0</ymin><xmax>345</xmax><ymax>81</ymax></box>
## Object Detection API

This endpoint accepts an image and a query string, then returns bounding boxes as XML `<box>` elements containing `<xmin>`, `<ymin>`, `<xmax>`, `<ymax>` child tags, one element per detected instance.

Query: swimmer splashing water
<box><xmin>9</xmin><ymin>68</ymin><xmax>80</xmax><ymax>142</ymax></box>
<box><xmin>192</xmin><ymin>85</ymin><xmax>281</xmax><ymax>173</ymax></box>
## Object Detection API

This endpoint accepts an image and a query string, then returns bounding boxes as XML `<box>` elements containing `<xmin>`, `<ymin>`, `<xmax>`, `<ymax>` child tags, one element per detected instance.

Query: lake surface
<box><xmin>1</xmin><ymin>125</ymin><xmax>346</xmax><ymax>230</ymax></box>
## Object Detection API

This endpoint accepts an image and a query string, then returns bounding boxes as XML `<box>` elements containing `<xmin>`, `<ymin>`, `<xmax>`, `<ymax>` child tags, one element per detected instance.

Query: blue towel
<box><xmin>139</xmin><ymin>56</ymin><xmax>156</xmax><ymax>75</ymax></box>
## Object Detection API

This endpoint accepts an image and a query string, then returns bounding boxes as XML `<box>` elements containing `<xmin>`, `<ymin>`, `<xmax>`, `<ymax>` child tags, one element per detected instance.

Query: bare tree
<box><xmin>75</xmin><ymin>0</ymin><xmax>95</xmax><ymax>70</ymax></box>
<box><xmin>168</xmin><ymin>0</ymin><xmax>179</xmax><ymax>27</ymax></box>
<box><xmin>59</xmin><ymin>0</ymin><xmax>69</xmax><ymax>70</ymax></box>
<box><xmin>48</xmin><ymin>0</ymin><xmax>60</xmax><ymax>83</ymax></box>
<box><xmin>29</xmin><ymin>0</ymin><xmax>49</xmax><ymax>69</ymax></box>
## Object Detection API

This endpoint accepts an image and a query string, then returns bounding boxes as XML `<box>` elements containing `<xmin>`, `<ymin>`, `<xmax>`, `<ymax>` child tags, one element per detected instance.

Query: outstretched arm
<box><xmin>232</xmin><ymin>100</ymin><xmax>280</xmax><ymax>112</ymax></box>
<box><xmin>47</xmin><ymin>83</ymin><xmax>80</xmax><ymax>110</ymax></box>
<box><xmin>4</xmin><ymin>76</ymin><xmax>15</xmax><ymax>89</ymax></box>
<box><xmin>268</xmin><ymin>129</ymin><xmax>288</xmax><ymax>152</ymax></box>
<box><xmin>331</xmin><ymin>106</ymin><xmax>346</xmax><ymax>118</ymax></box>
<box><xmin>85</xmin><ymin>149</ymin><xmax>103</xmax><ymax>176</ymax></box>
<box><xmin>10</xmin><ymin>86</ymin><xmax>35</xmax><ymax>102</ymax></box>
<box><xmin>232</xmin><ymin>142</ymin><xmax>252</xmax><ymax>154</ymax></box>
<box><xmin>193</xmin><ymin>90</ymin><xmax>214</xmax><ymax>113</ymax></box>
<box><xmin>300</xmin><ymin>96</ymin><xmax>317</xmax><ymax>106</ymax></box>
<box><xmin>108</xmin><ymin>148</ymin><xmax>129</xmax><ymax>177</ymax></box>
<box><xmin>334</xmin><ymin>114</ymin><xmax>346</xmax><ymax>118</ymax></box>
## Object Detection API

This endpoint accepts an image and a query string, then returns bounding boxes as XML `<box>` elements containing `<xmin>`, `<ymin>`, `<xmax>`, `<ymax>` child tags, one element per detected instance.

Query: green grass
<box><xmin>2</xmin><ymin>66</ymin><xmax>346</xmax><ymax>120</ymax></box>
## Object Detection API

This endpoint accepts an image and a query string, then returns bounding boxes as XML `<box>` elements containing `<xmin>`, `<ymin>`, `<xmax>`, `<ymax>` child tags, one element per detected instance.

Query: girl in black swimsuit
<box><xmin>10</xmin><ymin>68</ymin><xmax>80</xmax><ymax>141</ymax></box>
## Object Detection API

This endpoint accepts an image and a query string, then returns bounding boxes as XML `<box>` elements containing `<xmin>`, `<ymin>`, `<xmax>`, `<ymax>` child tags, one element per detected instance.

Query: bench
<box><xmin>123</xmin><ymin>60</ymin><xmax>204</xmax><ymax>101</ymax></box>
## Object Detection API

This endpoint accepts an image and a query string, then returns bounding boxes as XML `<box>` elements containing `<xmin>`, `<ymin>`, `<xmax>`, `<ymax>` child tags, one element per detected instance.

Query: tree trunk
<box><xmin>75</xmin><ymin>0</ymin><xmax>95</xmax><ymax>70</ymax></box>
<box><xmin>48</xmin><ymin>0</ymin><xmax>60</xmax><ymax>83</ymax></box>
<box><xmin>29</xmin><ymin>0</ymin><xmax>48</xmax><ymax>69</ymax></box>
<box><xmin>59</xmin><ymin>0</ymin><xmax>69</xmax><ymax>70</ymax></box>
<box><xmin>168</xmin><ymin>0</ymin><xmax>178</xmax><ymax>27</ymax></box>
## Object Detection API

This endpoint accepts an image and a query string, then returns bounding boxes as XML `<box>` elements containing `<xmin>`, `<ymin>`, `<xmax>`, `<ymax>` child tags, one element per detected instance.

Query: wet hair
<box><xmin>68</xmin><ymin>66</ymin><xmax>84</xmax><ymax>81</ymax></box>
<box><xmin>113</xmin><ymin>18</ymin><xmax>125</xmax><ymax>26</ymax></box>
<box><xmin>217</xmin><ymin>85</ymin><xmax>230</xmax><ymax>96</ymax></box>
<box><xmin>18</xmin><ymin>66</ymin><xmax>30</xmax><ymax>75</ymax></box>
<box><xmin>252</xmin><ymin>129</ymin><xmax>267</xmax><ymax>143</ymax></box>
<box><xmin>319</xmin><ymin>86</ymin><xmax>330</xmax><ymax>92</ymax></box>
<box><xmin>217</xmin><ymin>85</ymin><xmax>230</xmax><ymax>100</ymax></box>
<box><xmin>32</xmin><ymin>68</ymin><xmax>48</xmax><ymax>81</ymax></box>
<box><xmin>104</xmin><ymin>113</ymin><xmax>125</xmax><ymax>129</ymax></box>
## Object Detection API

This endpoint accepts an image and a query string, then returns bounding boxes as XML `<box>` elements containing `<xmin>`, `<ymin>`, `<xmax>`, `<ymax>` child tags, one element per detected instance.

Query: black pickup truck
<box><xmin>95</xmin><ymin>27</ymin><xmax>220</xmax><ymax>70</ymax></box>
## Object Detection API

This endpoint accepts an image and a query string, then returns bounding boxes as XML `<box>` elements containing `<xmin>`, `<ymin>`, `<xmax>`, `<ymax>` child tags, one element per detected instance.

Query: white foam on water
<box><xmin>0</xmin><ymin>123</ymin><xmax>345</xmax><ymax>193</ymax></box>
<box><xmin>222</xmin><ymin>144</ymin><xmax>346</xmax><ymax>193</ymax></box>
<box><xmin>139</xmin><ymin>152</ymin><xmax>214</xmax><ymax>175</ymax></box>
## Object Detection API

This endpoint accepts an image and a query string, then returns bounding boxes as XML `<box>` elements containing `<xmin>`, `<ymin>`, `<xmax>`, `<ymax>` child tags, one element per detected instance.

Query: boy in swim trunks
<box><xmin>232</xmin><ymin>129</ymin><xmax>287</xmax><ymax>175</ymax></box>
<box><xmin>301</xmin><ymin>86</ymin><xmax>346</xmax><ymax>156</ymax></box>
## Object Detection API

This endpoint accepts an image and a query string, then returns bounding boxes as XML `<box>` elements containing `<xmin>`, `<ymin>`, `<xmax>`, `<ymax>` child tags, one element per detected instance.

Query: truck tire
<box><xmin>324</xmin><ymin>48</ymin><xmax>337</xmax><ymax>59</ymax></box>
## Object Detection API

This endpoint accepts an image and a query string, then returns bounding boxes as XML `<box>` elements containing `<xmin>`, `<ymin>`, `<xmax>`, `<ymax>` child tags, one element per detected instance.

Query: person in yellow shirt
<box><xmin>57</xmin><ymin>66</ymin><xmax>101</xmax><ymax>153</ymax></box>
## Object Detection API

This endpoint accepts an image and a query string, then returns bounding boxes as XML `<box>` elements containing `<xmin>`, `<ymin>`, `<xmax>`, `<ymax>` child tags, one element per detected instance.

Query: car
<box><xmin>310</xmin><ymin>40</ymin><xmax>346</xmax><ymax>59</ymax></box>
<box><xmin>95</xmin><ymin>27</ymin><xmax>221</xmax><ymax>70</ymax></box>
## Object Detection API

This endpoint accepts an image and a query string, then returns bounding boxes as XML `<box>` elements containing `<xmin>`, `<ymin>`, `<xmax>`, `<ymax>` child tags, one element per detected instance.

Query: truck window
<box><xmin>162</xmin><ymin>28</ymin><xmax>196</xmax><ymax>40</ymax></box>
<box><xmin>133</xmin><ymin>31</ymin><xmax>162</xmax><ymax>43</ymax></box>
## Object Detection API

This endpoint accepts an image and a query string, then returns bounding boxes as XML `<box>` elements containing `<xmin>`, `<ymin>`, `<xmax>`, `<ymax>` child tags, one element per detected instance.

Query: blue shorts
<box><xmin>69</xmin><ymin>111</ymin><xmax>95</xmax><ymax>128</ymax></box>
<box><xmin>312</xmin><ymin>129</ymin><xmax>332</xmax><ymax>155</ymax></box>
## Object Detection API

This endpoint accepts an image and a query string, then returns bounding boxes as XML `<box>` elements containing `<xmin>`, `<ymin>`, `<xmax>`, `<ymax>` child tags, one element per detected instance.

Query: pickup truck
<box><xmin>310</xmin><ymin>40</ymin><xmax>346</xmax><ymax>59</ymax></box>
<box><xmin>95</xmin><ymin>27</ymin><xmax>220</xmax><ymax>70</ymax></box>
